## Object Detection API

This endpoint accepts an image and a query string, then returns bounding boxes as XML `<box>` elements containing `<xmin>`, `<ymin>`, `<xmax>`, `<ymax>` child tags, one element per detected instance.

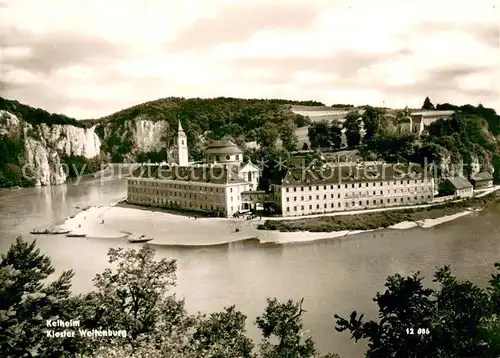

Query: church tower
<box><xmin>176</xmin><ymin>120</ymin><xmax>189</xmax><ymax>166</ymax></box>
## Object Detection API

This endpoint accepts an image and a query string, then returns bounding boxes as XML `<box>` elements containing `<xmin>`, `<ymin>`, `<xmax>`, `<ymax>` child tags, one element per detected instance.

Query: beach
<box><xmin>56</xmin><ymin>200</ymin><xmax>487</xmax><ymax>246</ymax></box>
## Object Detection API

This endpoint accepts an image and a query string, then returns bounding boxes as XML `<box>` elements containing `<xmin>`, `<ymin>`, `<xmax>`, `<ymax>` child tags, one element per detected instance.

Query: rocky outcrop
<box><xmin>98</xmin><ymin>116</ymin><xmax>170</xmax><ymax>162</ymax></box>
<box><xmin>0</xmin><ymin>110</ymin><xmax>101</xmax><ymax>186</ymax></box>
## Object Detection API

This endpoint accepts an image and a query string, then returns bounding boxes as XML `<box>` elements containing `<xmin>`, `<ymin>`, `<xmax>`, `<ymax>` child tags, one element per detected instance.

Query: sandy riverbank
<box><xmin>52</xmin><ymin>200</ymin><xmax>485</xmax><ymax>246</ymax></box>
<box><xmin>387</xmin><ymin>210</ymin><xmax>475</xmax><ymax>230</ymax></box>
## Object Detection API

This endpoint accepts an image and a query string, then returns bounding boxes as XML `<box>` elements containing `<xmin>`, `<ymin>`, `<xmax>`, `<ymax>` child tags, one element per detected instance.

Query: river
<box><xmin>1</xmin><ymin>177</ymin><xmax>499</xmax><ymax>358</ymax></box>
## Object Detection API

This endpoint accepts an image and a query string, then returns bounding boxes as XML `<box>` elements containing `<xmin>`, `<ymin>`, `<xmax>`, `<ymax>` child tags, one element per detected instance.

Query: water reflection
<box><xmin>1</xmin><ymin>180</ymin><xmax>500</xmax><ymax>358</ymax></box>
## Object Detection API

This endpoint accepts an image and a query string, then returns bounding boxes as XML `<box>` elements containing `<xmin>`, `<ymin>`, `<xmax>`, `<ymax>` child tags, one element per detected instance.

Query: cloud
<box><xmin>3</xmin><ymin>28</ymin><xmax>129</xmax><ymax>75</ymax></box>
<box><xmin>167</xmin><ymin>2</ymin><xmax>320</xmax><ymax>52</ymax></box>
<box><xmin>1</xmin><ymin>0</ymin><xmax>499</xmax><ymax>118</ymax></box>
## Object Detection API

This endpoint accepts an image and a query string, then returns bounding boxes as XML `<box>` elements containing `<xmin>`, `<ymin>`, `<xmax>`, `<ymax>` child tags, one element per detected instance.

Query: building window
<box><xmin>294</xmin><ymin>206</ymin><xmax>297</xmax><ymax>211</ymax></box>
<box><xmin>309</xmin><ymin>186</ymin><xmax>312</xmax><ymax>191</ymax></box>
<box><xmin>216</xmin><ymin>156</ymin><xmax>220</xmax><ymax>161</ymax></box>
<box><xmin>316</xmin><ymin>186</ymin><xmax>319</xmax><ymax>190</ymax></box>
<box><xmin>301</xmin><ymin>187</ymin><xmax>304</xmax><ymax>191</ymax></box>
<box><xmin>286</xmin><ymin>197</ymin><xmax>289</xmax><ymax>202</ymax></box>
<box><xmin>324</xmin><ymin>204</ymin><xmax>327</xmax><ymax>208</ymax></box>
<box><xmin>309</xmin><ymin>204</ymin><xmax>312</xmax><ymax>209</ymax></box>
<box><xmin>230</xmin><ymin>188</ymin><xmax>233</xmax><ymax>193</ymax></box>
<box><xmin>316</xmin><ymin>204</ymin><xmax>320</xmax><ymax>209</ymax></box>
<box><xmin>286</xmin><ymin>188</ymin><xmax>289</xmax><ymax>193</ymax></box>
<box><xmin>366</xmin><ymin>183</ymin><xmax>369</xmax><ymax>187</ymax></box>
<box><xmin>359</xmin><ymin>201</ymin><xmax>362</xmax><ymax>206</ymax></box>
<box><xmin>330</xmin><ymin>185</ymin><xmax>334</xmax><ymax>189</ymax></box>
<box><xmin>286</xmin><ymin>207</ymin><xmax>290</xmax><ymax>212</ymax></box>
<box><xmin>316</xmin><ymin>195</ymin><xmax>319</xmax><ymax>199</ymax></box>
<box><xmin>309</xmin><ymin>195</ymin><xmax>312</xmax><ymax>200</ymax></box>
<box><xmin>324</xmin><ymin>195</ymin><xmax>327</xmax><ymax>199</ymax></box>
<box><xmin>294</xmin><ymin>187</ymin><xmax>297</xmax><ymax>192</ymax></box>
<box><xmin>294</xmin><ymin>197</ymin><xmax>297</xmax><ymax>201</ymax></box>
<box><xmin>324</xmin><ymin>185</ymin><xmax>327</xmax><ymax>189</ymax></box>
<box><xmin>301</xmin><ymin>196</ymin><xmax>304</xmax><ymax>200</ymax></box>
<box><xmin>338</xmin><ymin>194</ymin><xmax>340</xmax><ymax>198</ymax></box>
<box><xmin>338</xmin><ymin>203</ymin><xmax>341</xmax><ymax>207</ymax></box>
<box><xmin>301</xmin><ymin>205</ymin><xmax>304</xmax><ymax>210</ymax></box>
<box><xmin>331</xmin><ymin>203</ymin><xmax>334</xmax><ymax>208</ymax></box>
<box><xmin>331</xmin><ymin>194</ymin><xmax>334</xmax><ymax>198</ymax></box>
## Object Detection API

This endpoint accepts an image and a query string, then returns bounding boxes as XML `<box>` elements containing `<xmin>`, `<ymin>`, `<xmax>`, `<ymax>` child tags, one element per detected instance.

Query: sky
<box><xmin>1</xmin><ymin>0</ymin><xmax>499</xmax><ymax>119</ymax></box>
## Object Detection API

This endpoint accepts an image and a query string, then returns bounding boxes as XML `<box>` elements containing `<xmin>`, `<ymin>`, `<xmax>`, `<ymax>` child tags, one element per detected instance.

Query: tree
<box><xmin>257</xmin><ymin>123</ymin><xmax>280</xmax><ymax>149</ymax></box>
<box><xmin>190</xmin><ymin>306</ymin><xmax>255</xmax><ymax>357</ymax></box>
<box><xmin>308</xmin><ymin>121</ymin><xmax>331</xmax><ymax>149</ymax></box>
<box><xmin>281</xmin><ymin>120</ymin><xmax>299</xmax><ymax>152</ymax></box>
<box><xmin>334</xmin><ymin>264</ymin><xmax>500</xmax><ymax>357</ymax></box>
<box><xmin>362</xmin><ymin>106</ymin><xmax>384</xmax><ymax>142</ymax></box>
<box><xmin>89</xmin><ymin>245</ymin><xmax>183</xmax><ymax>351</ymax></box>
<box><xmin>422</xmin><ymin>97</ymin><xmax>435</xmax><ymax>110</ymax></box>
<box><xmin>344</xmin><ymin>111</ymin><xmax>361</xmax><ymax>147</ymax></box>
<box><xmin>329</xmin><ymin>124</ymin><xmax>343</xmax><ymax>150</ymax></box>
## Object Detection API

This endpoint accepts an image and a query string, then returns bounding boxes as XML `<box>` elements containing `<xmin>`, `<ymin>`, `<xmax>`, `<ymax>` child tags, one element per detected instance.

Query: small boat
<box><xmin>66</xmin><ymin>233</ymin><xmax>87</xmax><ymax>238</ymax></box>
<box><xmin>30</xmin><ymin>229</ymin><xmax>51</xmax><ymax>235</ymax></box>
<box><xmin>128</xmin><ymin>235</ymin><xmax>153</xmax><ymax>243</ymax></box>
<box><xmin>51</xmin><ymin>229</ymin><xmax>71</xmax><ymax>235</ymax></box>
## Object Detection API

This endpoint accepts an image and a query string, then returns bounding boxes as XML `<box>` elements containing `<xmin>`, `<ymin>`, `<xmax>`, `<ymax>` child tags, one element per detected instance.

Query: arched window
<box><xmin>226</xmin><ymin>155</ymin><xmax>230</xmax><ymax>160</ymax></box>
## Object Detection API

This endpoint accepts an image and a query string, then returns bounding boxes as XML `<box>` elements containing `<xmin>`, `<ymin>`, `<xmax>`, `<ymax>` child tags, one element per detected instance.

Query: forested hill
<box><xmin>0</xmin><ymin>97</ymin><xmax>87</xmax><ymax>128</ymax></box>
<box><xmin>94</xmin><ymin>97</ymin><xmax>314</xmax><ymax>162</ymax></box>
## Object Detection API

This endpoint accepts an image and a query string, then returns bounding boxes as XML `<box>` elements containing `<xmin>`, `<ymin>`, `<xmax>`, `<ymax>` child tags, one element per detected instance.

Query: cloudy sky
<box><xmin>1</xmin><ymin>0</ymin><xmax>499</xmax><ymax>119</ymax></box>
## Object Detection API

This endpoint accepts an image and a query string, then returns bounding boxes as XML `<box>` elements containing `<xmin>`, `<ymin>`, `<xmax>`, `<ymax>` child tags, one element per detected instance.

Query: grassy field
<box><xmin>257</xmin><ymin>191</ymin><xmax>500</xmax><ymax>232</ymax></box>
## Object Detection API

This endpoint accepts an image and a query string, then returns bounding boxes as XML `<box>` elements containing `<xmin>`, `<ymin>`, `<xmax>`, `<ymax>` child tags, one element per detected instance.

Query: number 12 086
<box><xmin>406</xmin><ymin>328</ymin><xmax>430</xmax><ymax>335</ymax></box>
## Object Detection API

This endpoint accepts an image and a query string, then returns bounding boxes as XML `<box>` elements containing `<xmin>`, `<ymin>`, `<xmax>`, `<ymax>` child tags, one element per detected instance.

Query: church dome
<box><xmin>204</xmin><ymin>140</ymin><xmax>243</xmax><ymax>155</ymax></box>
<box><xmin>203</xmin><ymin>140</ymin><xmax>243</xmax><ymax>164</ymax></box>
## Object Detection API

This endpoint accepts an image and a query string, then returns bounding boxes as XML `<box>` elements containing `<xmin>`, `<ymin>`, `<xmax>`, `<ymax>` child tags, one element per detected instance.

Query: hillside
<box><xmin>95</xmin><ymin>97</ymin><xmax>312</xmax><ymax>162</ymax></box>
<box><xmin>0</xmin><ymin>96</ymin><xmax>314</xmax><ymax>187</ymax></box>
<box><xmin>2</xmin><ymin>95</ymin><xmax>499</xmax><ymax>188</ymax></box>
<box><xmin>0</xmin><ymin>98</ymin><xmax>101</xmax><ymax>187</ymax></box>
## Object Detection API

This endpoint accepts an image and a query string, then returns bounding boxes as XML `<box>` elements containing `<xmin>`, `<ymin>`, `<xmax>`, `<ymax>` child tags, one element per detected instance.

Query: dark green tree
<box><xmin>0</xmin><ymin>237</ymin><xmax>90</xmax><ymax>357</ymax></box>
<box><xmin>422</xmin><ymin>97</ymin><xmax>435</xmax><ymax>110</ymax></box>
<box><xmin>344</xmin><ymin>111</ymin><xmax>362</xmax><ymax>147</ymax></box>
<box><xmin>257</xmin><ymin>123</ymin><xmax>280</xmax><ymax>149</ymax></box>
<box><xmin>362</xmin><ymin>106</ymin><xmax>384</xmax><ymax>142</ymax></box>
<box><xmin>329</xmin><ymin>123</ymin><xmax>343</xmax><ymax>150</ymax></box>
<box><xmin>281</xmin><ymin>120</ymin><xmax>299</xmax><ymax>152</ymax></box>
<box><xmin>335</xmin><ymin>264</ymin><xmax>500</xmax><ymax>357</ymax></box>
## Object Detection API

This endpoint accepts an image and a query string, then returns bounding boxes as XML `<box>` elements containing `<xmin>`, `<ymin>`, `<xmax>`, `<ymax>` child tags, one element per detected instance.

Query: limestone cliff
<box><xmin>96</xmin><ymin>116</ymin><xmax>170</xmax><ymax>162</ymax></box>
<box><xmin>0</xmin><ymin>110</ymin><xmax>101</xmax><ymax>186</ymax></box>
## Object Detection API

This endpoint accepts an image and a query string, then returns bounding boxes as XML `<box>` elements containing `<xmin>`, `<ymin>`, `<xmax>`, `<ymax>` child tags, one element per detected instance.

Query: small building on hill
<box><xmin>470</xmin><ymin>171</ymin><xmax>494</xmax><ymax>190</ymax></box>
<box><xmin>439</xmin><ymin>177</ymin><xmax>473</xmax><ymax>198</ymax></box>
<box><xmin>399</xmin><ymin>110</ymin><xmax>454</xmax><ymax>136</ymax></box>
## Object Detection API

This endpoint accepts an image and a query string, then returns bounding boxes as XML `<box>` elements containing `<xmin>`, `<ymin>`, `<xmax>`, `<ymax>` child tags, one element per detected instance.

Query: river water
<box><xmin>1</xmin><ymin>177</ymin><xmax>499</xmax><ymax>358</ymax></box>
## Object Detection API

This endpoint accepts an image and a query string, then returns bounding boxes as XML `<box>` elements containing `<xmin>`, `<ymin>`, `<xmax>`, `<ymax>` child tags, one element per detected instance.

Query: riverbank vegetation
<box><xmin>306</xmin><ymin>100</ymin><xmax>500</xmax><ymax>182</ymax></box>
<box><xmin>0</xmin><ymin>238</ymin><xmax>338</xmax><ymax>358</ymax></box>
<box><xmin>258</xmin><ymin>191</ymin><xmax>500</xmax><ymax>232</ymax></box>
<box><xmin>2</xmin><ymin>238</ymin><xmax>500</xmax><ymax>357</ymax></box>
